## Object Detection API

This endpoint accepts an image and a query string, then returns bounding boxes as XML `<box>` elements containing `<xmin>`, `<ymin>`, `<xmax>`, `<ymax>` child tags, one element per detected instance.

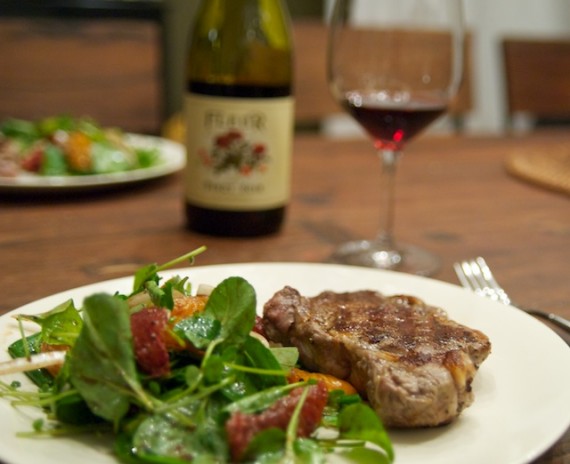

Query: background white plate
<box><xmin>1</xmin><ymin>263</ymin><xmax>569</xmax><ymax>464</ymax></box>
<box><xmin>0</xmin><ymin>134</ymin><xmax>185</xmax><ymax>191</ymax></box>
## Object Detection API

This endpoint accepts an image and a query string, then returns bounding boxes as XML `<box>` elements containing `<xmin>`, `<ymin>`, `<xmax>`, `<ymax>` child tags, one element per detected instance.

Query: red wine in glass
<box><xmin>342</xmin><ymin>91</ymin><xmax>446</xmax><ymax>150</ymax></box>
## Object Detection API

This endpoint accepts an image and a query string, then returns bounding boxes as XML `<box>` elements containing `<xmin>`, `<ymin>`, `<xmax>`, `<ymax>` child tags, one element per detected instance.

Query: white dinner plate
<box><xmin>0</xmin><ymin>134</ymin><xmax>185</xmax><ymax>191</ymax></box>
<box><xmin>1</xmin><ymin>262</ymin><xmax>569</xmax><ymax>464</ymax></box>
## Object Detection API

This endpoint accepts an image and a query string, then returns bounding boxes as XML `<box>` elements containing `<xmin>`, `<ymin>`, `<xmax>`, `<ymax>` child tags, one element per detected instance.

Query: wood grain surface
<box><xmin>1</xmin><ymin>131</ymin><xmax>569</xmax><ymax>462</ymax></box>
<box><xmin>0</xmin><ymin>17</ymin><xmax>164</xmax><ymax>134</ymax></box>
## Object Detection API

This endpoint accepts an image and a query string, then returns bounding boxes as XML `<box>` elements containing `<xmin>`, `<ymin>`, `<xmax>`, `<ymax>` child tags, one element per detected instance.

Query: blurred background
<box><xmin>165</xmin><ymin>0</ymin><xmax>570</xmax><ymax>134</ymax></box>
<box><xmin>1</xmin><ymin>0</ymin><xmax>569</xmax><ymax>135</ymax></box>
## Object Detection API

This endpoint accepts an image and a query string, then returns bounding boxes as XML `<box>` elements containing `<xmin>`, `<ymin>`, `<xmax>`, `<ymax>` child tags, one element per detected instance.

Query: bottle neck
<box><xmin>189</xmin><ymin>0</ymin><xmax>292</xmax><ymax>87</ymax></box>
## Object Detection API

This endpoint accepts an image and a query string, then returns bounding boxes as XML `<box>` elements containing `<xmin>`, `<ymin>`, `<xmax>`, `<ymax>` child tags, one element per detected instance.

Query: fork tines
<box><xmin>453</xmin><ymin>257</ymin><xmax>512</xmax><ymax>305</ymax></box>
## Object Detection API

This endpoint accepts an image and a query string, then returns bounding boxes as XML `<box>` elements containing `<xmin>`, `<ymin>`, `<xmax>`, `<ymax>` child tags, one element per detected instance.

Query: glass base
<box><xmin>329</xmin><ymin>239</ymin><xmax>440</xmax><ymax>276</ymax></box>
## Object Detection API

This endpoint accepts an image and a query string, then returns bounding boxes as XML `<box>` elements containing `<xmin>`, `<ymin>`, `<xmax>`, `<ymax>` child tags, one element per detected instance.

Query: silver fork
<box><xmin>454</xmin><ymin>257</ymin><xmax>570</xmax><ymax>333</ymax></box>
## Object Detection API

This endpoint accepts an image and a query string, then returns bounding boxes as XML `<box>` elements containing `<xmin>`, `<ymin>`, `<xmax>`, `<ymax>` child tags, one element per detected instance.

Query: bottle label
<box><xmin>184</xmin><ymin>93</ymin><xmax>293</xmax><ymax>211</ymax></box>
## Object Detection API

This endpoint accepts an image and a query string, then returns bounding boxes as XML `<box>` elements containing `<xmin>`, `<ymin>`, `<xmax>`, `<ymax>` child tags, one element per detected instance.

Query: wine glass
<box><xmin>327</xmin><ymin>0</ymin><xmax>464</xmax><ymax>275</ymax></box>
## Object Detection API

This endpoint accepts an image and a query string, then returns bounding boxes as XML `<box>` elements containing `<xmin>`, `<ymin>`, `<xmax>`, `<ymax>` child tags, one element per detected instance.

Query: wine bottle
<box><xmin>184</xmin><ymin>0</ymin><xmax>294</xmax><ymax>236</ymax></box>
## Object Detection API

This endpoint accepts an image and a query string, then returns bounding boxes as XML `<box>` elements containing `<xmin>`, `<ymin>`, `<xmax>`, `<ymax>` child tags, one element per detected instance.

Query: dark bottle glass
<box><xmin>184</xmin><ymin>0</ymin><xmax>294</xmax><ymax>236</ymax></box>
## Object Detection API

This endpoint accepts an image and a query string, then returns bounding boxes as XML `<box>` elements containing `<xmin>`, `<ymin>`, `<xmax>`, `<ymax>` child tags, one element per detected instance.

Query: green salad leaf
<box><xmin>173</xmin><ymin>276</ymin><xmax>255</xmax><ymax>352</ymax></box>
<box><xmin>337</xmin><ymin>403</ymin><xmax>394</xmax><ymax>463</ymax></box>
<box><xmin>91</xmin><ymin>142</ymin><xmax>135</xmax><ymax>173</ymax></box>
<box><xmin>17</xmin><ymin>299</ymin><xmax>82</xmax><ymax>347</ymax></box>
<box><xmin>69</xmin><ymin>293</ymin><xmax>153</xmax><ymax>425</ymax></box>
<box><xmin>131</xmin><ymin>399</ymin><xmax>229</xmax><ymax>463</ymax></box>
<box><xmin>41</xmin><ymin>145</ymin><xmax>67</xmax><ymax>175</ymax></box>
<box><xmin>0</xmin><ymin>118</ymin><xmax>38</xmax><ymax>139</ymax></box>
<box><xmin>132</xmin><ymin>247</ymin><xmax>206</xmax><ymax>297</ymax></box>
<box><xmin>202</xmin><ymin>276</ymin><xmax>257</xmax><ymax>349</ymax></box>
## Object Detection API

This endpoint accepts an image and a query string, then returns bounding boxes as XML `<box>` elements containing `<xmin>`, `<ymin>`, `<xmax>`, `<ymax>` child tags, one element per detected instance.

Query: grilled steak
<box><xmin>262</xmin><ymin>286</ymin><xmax>491</xmax><ymax>428</ymax></box>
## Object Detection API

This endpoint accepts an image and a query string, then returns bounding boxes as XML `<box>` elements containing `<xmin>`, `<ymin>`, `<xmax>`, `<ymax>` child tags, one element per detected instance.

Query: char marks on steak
<box><xmin>262</xmin><ymin>286</ymin><xmax>491</xmax><ymax>428</ymax></box>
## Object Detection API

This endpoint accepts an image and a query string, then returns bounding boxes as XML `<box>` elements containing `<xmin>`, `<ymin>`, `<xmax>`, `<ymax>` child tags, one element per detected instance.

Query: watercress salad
<box><xmin>0</xmin><ymin>248</ymin><xmax>394</xmax><ymax>463</ymax></box>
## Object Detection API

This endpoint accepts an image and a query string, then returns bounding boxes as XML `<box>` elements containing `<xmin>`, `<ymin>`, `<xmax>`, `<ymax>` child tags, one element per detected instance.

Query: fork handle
<box><xmin>525</xmin><ymin>308</ymin><xmax>570</xmax><ymax>333</ymax></box>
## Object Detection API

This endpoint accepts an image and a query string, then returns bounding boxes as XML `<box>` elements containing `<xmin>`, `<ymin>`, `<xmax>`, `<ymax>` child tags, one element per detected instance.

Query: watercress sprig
<box><xmin>132</xmin><ymin>246</ymin><xmax>207</xmax><ymax>295</ymax></box>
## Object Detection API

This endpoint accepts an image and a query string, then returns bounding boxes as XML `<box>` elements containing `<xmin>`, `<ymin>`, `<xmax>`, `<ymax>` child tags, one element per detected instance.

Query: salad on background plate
<box><xmin>0</xmin><ymin>116</ymin><xmax>185</xmax><ymax>191</ymax></box>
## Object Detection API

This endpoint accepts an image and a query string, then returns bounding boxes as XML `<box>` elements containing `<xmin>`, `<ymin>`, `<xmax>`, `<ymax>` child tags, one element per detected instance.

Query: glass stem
<box><xmin>376</xmin><ymin>149</ymin><xmax>401</xmax><ymax>250</ymax></box>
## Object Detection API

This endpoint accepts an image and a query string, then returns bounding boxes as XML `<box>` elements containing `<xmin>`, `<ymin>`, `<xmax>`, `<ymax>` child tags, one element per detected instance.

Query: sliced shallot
<box><xmin>0</xmin><ymin>351</ymin><xmax>67</xmax><ymax>376</ymax></box>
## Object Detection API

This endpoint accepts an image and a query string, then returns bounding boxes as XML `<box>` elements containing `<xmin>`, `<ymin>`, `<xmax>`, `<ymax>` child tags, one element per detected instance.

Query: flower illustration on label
<box><xmin>198</xmin><ymin>129</ymin><xmax>268</xmax><ymax>176</ymax></box>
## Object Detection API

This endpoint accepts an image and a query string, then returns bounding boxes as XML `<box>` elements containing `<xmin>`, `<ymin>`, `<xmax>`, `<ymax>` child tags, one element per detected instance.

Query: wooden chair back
<box><xmin>292</xmin><ymin>20</ymin><xmax>340</xmax><ymax>127</ymax></box>
<box><xmin>502</xmin><ymin>37</ymin><xmax>570</xmax><ymax>127</ymax></box>
<box><xmin>0</xmin><ymin>8</ymin><xmax>165</xmax><ymax>134</ymax></box>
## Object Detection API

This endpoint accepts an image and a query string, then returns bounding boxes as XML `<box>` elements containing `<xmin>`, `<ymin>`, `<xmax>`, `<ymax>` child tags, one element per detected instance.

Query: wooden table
<box><xmin>1</xmin><ymin>131</ymin><xmax>569</xmax><ymax>462</ymax></box>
